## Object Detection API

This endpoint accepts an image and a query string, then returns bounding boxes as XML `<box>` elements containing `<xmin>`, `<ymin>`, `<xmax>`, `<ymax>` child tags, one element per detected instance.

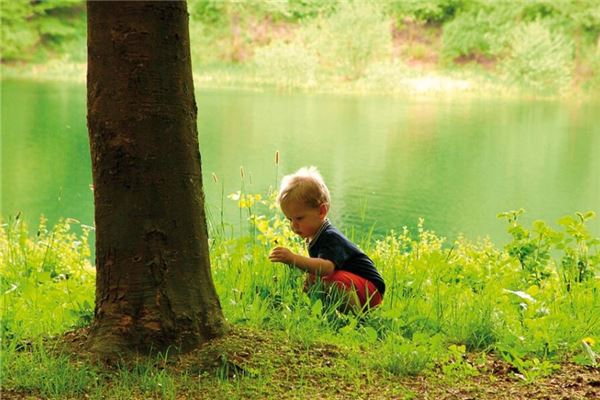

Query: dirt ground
<box><xmin>4</xmin><ymin>326</ymin><xmax>599</xmax><ymax>399</ymax></box>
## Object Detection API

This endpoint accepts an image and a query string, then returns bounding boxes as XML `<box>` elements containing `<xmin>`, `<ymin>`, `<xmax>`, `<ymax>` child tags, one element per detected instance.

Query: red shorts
<box><xmin>305</xmin><ymin>270</ymin><xmax>383</xmax><ymax>309</ymax></box>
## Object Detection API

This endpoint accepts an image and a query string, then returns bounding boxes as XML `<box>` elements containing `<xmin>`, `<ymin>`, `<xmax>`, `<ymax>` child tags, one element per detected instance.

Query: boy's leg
<box><xmin>321</xmin><ymin>271</ymin><xmax>382</xmax><ymax>312</ymax></box>
<box><xmin>304</xmin><ymin>273</ymin><xmax>359</xmax><ymax>312</ymax></box>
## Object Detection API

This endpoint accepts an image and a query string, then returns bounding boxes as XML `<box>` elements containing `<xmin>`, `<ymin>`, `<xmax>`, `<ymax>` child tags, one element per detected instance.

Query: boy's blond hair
<box><xmin>277</xmin><ymin>166</ymin><xmax>330</xmax><ymax>209</ymax></box>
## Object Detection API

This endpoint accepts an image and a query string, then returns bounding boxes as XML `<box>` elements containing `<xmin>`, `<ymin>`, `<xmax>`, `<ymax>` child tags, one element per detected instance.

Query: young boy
<box><xmin>269</xmin><ymin>166</ymin><xmax>385</xmax><ymax>311</ymax></box>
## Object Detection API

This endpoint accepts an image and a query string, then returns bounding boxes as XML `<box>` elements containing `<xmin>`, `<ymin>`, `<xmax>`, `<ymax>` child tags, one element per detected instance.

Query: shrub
<box><xmin>253</xmin><ymin>40</ymin><xmax>318</xmax><ymax>88</ymax></box>
<box><xmin>502</xmin><ymin>22</ymin><xmax>574</xmax><ymax>92</ymax></box>
<box><xmin>188</xmin><ymin>0</ymin><xmax>334</xmax><ymax>26</ymax></box>
<box><xmin>0</xmin><ymin>0</ymin><xmax>85</xmax><ymax>62</ymax></box>
<box><xmin>0</xmin><ymin>2</ymin><xmax>39</xmax><ymax>61</ymax></box>
<box><xmin>283</xmin><ymin>0</ymin><xmax>338</xmax><ymax>21</ymax></box>
<box><xmin>390</xmin><ymin>0</ymin><xmax>471</xmax><ymax>25</ymax></box>
<box><xmin>188</xmin><ymin>0</ymin><xmax>227</xmax><ymax>25</ymax></box>
<box><xmin>441</xmin><ymin>6</ymin><xmax>516</xmax><ymax>63</ymax></box>
<box><xmin>301</xmin><ymin>0</ymin><xmax>392</xmax><ymax>80</ymax></box>
<box><xmin>569</xmin><ymin>1</ymin><xmax>600</xmax><ymax>39</ymax></box>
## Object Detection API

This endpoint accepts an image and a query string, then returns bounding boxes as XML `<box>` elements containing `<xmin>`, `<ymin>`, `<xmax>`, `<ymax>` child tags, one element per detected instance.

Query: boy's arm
<box><xmin>269</xmin><ymin>247</ymin><xmax>335</xmax><ymax>276</ymax></box>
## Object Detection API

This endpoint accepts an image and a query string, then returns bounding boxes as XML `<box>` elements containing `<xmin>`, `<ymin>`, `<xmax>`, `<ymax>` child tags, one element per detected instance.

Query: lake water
<box><xmin>1</xmin><ymin>79</ymin><xmax>599</xmax><ymax>245</ymax></box>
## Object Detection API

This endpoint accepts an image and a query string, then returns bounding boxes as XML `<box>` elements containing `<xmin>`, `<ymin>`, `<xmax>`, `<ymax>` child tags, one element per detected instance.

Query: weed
<box><xmin>498</xmin><ymin>346</ymin><xmax>560</xmax><ymax>383</ymax></box>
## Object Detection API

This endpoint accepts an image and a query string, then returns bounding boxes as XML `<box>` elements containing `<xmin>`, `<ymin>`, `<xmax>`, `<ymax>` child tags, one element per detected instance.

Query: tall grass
<box><xmin>211</xmin><ymin>197</ymin><xmax>599</xmax><ymax>371</ymax></box>
<box><xmin>1</xmin><ymin>198</ymin><xmax>599</xmax><ymax>396</ymax></box>
<box><xmin>2</xmin><ymin>339</ymin><xmax>100</xmax><ymax>398</ymax></box>
<box><xmin>0</xmin><ymin>215</ymin><xmax>95</xmax><ymax>340</ymax></box>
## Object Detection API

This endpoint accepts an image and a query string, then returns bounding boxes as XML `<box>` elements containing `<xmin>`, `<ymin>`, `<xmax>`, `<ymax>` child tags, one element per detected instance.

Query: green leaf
<box><xmin>363</xmin><ymin>326</ymin><xmax>378</xmax><ymax>343</ymax></box>
<box><xmin>558</xmin><ymin>215</ymin><xmax>576</xmax><ymax>226</ymax></box>
<box><xmin>583</xmin><ymin>211</ymin><xmax>596</xmax><ymax>220</ymax></box>
<box><xmin>311</xmin><ymin>299</ymin><xmax>323</xmax><ymax>317</ymax></box>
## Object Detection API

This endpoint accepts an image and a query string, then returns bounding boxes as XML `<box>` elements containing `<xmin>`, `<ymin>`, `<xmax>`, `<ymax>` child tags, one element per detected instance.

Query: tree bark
<box><xmin>86</xmin><ymin>0</ymin><xmax>225</xmax><ymax>355</ymax></box>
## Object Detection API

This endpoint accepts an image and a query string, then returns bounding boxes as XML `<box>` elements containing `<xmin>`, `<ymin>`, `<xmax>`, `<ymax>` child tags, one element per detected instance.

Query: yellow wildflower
<box><xmin>582</xmin><ymin>337</ymin><xmax>596</xmax><ymax>347</ymax></box>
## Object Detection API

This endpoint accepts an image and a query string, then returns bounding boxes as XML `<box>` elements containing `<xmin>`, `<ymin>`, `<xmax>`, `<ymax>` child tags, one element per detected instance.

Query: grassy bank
<box><xmin>0</xmin><ymin>59</ymin><xmax>520</xmax><ymax>99</ymax></box>
<box><xmin>1</xmin><ymin>194</ymin><xmax>599</xmax><ymax>398</ymax></box>
<box><xmin>2</xmin><ymin>0</ymin><xmax>600</xmax><ymax>98</ymax></box>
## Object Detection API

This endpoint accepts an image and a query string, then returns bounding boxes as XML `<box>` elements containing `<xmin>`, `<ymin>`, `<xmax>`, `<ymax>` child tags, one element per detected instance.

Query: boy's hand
<box><xmin>269</xmin><ymin>246</ymin><xmax>295</xmax><ymax>265</ymax></box>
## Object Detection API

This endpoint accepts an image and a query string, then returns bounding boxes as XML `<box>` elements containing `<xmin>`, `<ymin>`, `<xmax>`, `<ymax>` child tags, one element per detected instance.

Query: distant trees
<box><xmin>1</xmin><ymin>0</ymin><xmax>85</xmax><ymax>61</ymax></box>
<box><xmin>3</xmin><ymin>0</ymin><xmax>600</xmax><ymax>92</ymax></box>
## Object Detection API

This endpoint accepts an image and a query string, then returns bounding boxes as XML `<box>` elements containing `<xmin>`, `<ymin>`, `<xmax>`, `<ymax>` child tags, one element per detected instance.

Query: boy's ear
<box><xmin>319</xmin><ymin>203</ymin><xmax>329</xmax><ymax>218</ymax></box>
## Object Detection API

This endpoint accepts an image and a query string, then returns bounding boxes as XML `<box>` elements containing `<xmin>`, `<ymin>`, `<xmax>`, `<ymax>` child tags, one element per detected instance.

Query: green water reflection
<box><xmin>1</xmin><ymin>79</ymin><xmax>598</xmax><ymax>245</ymax></box>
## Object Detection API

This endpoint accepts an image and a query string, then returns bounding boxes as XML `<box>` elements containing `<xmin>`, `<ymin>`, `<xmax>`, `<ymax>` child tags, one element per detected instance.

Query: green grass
<box><xmin>2</xmin><ymin>340</ymin><xmax>99</xmax><ymax>398</ymax></box>
<box><xmin>1</xmin><ymin>199</ymin><xmax>599</xmax><ymax>398</ymax></box>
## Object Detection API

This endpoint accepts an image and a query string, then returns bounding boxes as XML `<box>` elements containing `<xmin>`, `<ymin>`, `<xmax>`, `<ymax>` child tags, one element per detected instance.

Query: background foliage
<box><xmin>2</xmin><ymin>0</ymin><xmax>600</xmax><ymax>94</ymax></box>
<box><xmin>1</xmin><ymin>0</ymin><xmax>86</xmax><ymax>62</ymax></box>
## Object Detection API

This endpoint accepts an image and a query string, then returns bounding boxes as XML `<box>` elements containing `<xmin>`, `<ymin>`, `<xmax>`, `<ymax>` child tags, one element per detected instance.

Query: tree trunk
<box><xmin>86</xmin><ymin>0</ymin><xmax>225</xmax><ymax>355</ymax></box>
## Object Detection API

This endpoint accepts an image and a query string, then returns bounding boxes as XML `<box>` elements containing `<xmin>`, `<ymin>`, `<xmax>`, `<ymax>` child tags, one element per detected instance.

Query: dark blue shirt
<box><xmin>308</xmin><ymin>220</ymin><xmax>385</xmax><ymax>296</ymax></box>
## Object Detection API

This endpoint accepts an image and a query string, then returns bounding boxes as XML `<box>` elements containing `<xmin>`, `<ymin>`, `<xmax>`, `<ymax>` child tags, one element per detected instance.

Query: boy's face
<box><xmin>281</xmin><ymin>200</ymin><xmax>328</xmax><ymax>241</ymax></box>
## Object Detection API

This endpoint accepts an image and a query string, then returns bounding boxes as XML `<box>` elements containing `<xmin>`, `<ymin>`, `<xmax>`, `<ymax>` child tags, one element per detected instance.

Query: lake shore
<box><xmin>2</xmin><ymin>60</ymin><xmax>596</xmax><ymax>101</ymax></box>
